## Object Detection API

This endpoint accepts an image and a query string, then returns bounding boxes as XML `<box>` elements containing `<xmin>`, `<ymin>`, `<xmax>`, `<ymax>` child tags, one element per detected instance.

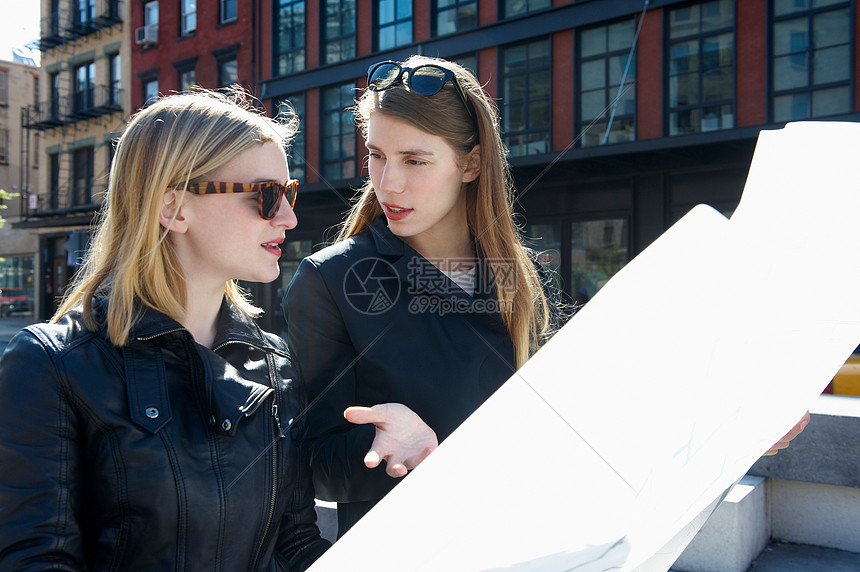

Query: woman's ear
<box><xmin>159</xmin><ymin>189</ymin><xmax>189</xmax><ymax>233</ymax></box>
<box><xmin>462</xmin><ymin>145</ymin><xmax>481</xmax><ymax>183</ymax></box>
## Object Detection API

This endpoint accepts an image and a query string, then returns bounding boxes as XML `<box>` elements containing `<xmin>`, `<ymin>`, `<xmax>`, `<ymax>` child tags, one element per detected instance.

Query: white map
<box><xmin>308</xmin><ymin>121</ymin><xmax>860</xmax><ymax>571</ymax></box>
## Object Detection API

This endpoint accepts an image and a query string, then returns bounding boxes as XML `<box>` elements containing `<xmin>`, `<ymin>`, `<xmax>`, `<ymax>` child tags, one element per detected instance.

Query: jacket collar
<box><xmin>364</xmin><ymin>215</ymin><xmax>499</xmax><ymax>306</ymax></box>
<box><xmin>111</xmin><ymin>297</ymin><xmax>278</xmax><ymax>352</ymax></box>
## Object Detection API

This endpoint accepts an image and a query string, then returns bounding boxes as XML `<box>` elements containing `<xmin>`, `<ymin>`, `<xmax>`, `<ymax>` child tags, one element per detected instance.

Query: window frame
<box><xmin>322</xmin><ymin>0</ymin><xmax>357</xmax><ymax>65</ymax></box>
<box><xmin>72</xmin><ymin>145</ymin><xmax>95</xmax><ymax>206</ymax></box>
<box><xmin>375</xmin><ymin>0</ymin><xmax>413</xmax><ymax>51</ymax></box>
<box><xmin>180</xmin><ymin>0</ymin><xmax>196</xmax><ymax>36</ymax></box>
<box><xmin>275</xmin><ymin>0</ymin><xmax>306</xmax><ymax>76</ymax></box>
<box><xmin>432</xmin><ymin>0</ymin><xmax>477</xmax><ymax>37</ymax></box>
<box><xmin>500</xmin><ymin>36</ymin><xmax>553</xmax><ymax>158</ymax></box>
<box><xmin>665</xmin><ymin>0</ymin><xmax>737</xmax><ymax>136</ymax></box>
<box><xmin>769</xmin><ymin>0</ymin><xmax>853</xmax><ymax>123</ymax></box>
<box><xmin>576</xmin><ymin>17</ymin><xmax>638</xmax><ymax>147</ymax></box>
<box><xmin>73</xmin><ymin>61</ymin><xmax>96</xmax><ymax>113</ymax></box>
<box><xmin>220</xmin><ymin>0</ymin><xmax>237</xmax><ymax>24</ymax></box>
<box><xmin>320</xmin><ymin>82</ymin><xmax>357</xmax><ymax>181</ymax></box>
<box><xmin>276</xmin><ymin>93</ymin><xmax>306</xmax><ymax>182</ymax></box>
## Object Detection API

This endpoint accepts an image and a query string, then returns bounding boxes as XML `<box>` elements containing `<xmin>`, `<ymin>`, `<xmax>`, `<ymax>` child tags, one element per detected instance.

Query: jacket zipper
<box><xmin>135</xmin><ymin>327</ymin><xmax>184</xmax><ymax>342</ymax></box>
<box><xmin>250</xmin><ymin>354</ymin><xmax>284</xmax><ymax>570</ymax></box>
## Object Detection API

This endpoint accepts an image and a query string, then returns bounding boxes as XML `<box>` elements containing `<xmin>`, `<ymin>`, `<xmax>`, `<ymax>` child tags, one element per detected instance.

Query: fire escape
<box><xmin>21</xmin><ymin>0</ymin><xmax>123</xmax><ymax>223</ymax></box>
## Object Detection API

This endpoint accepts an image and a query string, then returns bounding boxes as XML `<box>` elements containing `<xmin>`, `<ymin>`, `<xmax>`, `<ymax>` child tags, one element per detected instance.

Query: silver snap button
<box><xmin>221</xmin><ymin>419</ymin><xmax>232</xmax><ymax>431</ymax></box>
<box><xmin>145</xmin><ymin>407</ymin><xmax>159</xmax><ymax>419</ymax></box>
<box><xmin>210</xmin><ymin>415</ymin><xmax>216</xmax><ymax>426</ymax></box>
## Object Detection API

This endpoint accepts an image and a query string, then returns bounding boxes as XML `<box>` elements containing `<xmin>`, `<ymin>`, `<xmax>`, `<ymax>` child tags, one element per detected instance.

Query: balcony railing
<box><xmin>30</xmin><ymin>1</ymin><xmax>123</xmax><ymax>51</ymax></box>
<box><xmin>23</xmin><ymin>85</ymin><xmax>123</xmax><ymax>131</ymax></box>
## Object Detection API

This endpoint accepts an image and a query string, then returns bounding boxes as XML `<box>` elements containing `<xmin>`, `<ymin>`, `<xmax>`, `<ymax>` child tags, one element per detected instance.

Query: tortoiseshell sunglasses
<box><xmin>184</xmin><ymin>180</ymin><xmax>299</xmax><ymax>220</ymax></box>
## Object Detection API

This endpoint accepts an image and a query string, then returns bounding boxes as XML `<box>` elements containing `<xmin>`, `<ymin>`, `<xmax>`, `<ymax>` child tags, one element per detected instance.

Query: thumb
<box><xmin>344</xmin><ymin>405</ymin><xmax>379</xmax><ymax>425</ymax></box>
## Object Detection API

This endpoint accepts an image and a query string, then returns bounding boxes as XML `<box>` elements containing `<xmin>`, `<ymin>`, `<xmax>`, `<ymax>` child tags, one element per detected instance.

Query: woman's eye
<box><xmin>407</xmin><ymin>159</ymin><xmax>427</xmax><ymax>166</ymax></box>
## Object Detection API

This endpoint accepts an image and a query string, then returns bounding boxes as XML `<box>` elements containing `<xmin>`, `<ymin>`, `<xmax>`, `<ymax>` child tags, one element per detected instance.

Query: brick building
<box><xmin>125</xmin><ymin>0</ymin><xmax>858</xmax><ymax>333</ymax></box>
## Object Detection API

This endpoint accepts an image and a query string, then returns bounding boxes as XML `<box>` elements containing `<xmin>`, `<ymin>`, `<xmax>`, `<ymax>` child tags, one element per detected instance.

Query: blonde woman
<box><xmin>0</xmin><ymin>89</ymin><xmax>330</xmax><ymax>570</ymax></box>
<box><xmin>283</xmin><ymin>56</ymin><xmax>559</xmax><ymax>537</ymax></box>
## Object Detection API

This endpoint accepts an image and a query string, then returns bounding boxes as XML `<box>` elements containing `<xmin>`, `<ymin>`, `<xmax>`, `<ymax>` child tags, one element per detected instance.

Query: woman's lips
<box><xmin>383</xmin><ymin>203</ymin><xmax>412</xmax><ymax>221</ymax></box>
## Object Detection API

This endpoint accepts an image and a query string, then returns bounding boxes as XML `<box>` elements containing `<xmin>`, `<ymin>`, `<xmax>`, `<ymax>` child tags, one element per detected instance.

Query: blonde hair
<box><xmin>53</xmin><ymin>87</ymin><xmax>299</xmax><ymax>346</ymax></box>
<box><xmin>341</xmin><ymin>55</ymin><xmax>553</xmax><ymax>367</ymax></box>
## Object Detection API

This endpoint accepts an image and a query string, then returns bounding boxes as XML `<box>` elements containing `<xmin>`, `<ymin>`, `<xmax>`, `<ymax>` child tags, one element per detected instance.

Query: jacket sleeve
<box><xmin>0</xmin><ymin>330</ymin><xmax>86</xmax><ymax>571</ymax></box>
<box><xmin>283</xmin><ymin>258</ymin><xmax>389</xmax><ymax>502</ymax></box>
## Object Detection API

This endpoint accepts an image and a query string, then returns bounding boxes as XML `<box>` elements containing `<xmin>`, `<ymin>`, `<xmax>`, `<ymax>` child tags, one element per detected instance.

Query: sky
<box><xmin>0</xmin><ymin>1</ymin><xmax>41</xmax><ymax>65</ymax></box>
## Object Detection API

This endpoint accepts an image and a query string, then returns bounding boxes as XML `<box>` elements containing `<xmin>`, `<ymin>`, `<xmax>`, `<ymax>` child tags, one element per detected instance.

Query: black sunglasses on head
<box><xmin>366</xmin><ymin>61</ymin><xmax>479</xmax><ymax>135</ymax></box>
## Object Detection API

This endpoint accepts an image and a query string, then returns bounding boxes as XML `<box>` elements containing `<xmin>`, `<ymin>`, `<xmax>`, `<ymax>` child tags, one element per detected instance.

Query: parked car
<box><xmin>0</xmin><ymin>288</ymin><xmax>32</xmax><ymax>317</ymax></box>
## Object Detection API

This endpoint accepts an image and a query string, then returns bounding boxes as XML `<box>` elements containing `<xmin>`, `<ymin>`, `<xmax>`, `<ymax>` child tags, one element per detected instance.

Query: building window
<box><xmin>49</xmin><ymin>153</ymin><xmax>60</xmax><ymax>209</ymax></box>
<box><xmin>501</xmin><ymin>37</ymin><xmax>551</xmax><ymax>157</ymax></box>
<box><xmin>181</xmin><ymin>0</ymin><xmax>196</xmax><ymax>36</ymax></box>
<box><xmin>502</xmin><ymin>0</ymin><xmax>549</xmax><ymax>20</ymax></box>
<box><xmin>221</xmin><ymin>0</ymin><xmax>237</xmax><ymax>23</ymax></box>
<box><xmin>0</xmin><ymin>71</ymin><xmax>7</xmax><ymax>105</ymax></box>
<box><xmin>73</xmin><ymin>146</ymin><xmax>95</xmax><ymax>206</ymax></box>
<box><xmin>144</xmin><ymin>0</ymin><xmax>159</xmax><ymax>27</ymax></box>
<box><xmin>434</xmin><ymin>0</ymin><xmax>476</xmax><ymax>36</ymax></box>
<box><xmin>76</xmin><ymin>0</ymin><xmax>95</xmax><ymax>27</ymax></box>
<box><xmin>143</xmin><ymin>77</ymin><xmax>159</xmax><ymax>107</ymax></box>
<box><xmin>74</xmin><ymin>61</ymin><xmax>95</xmax><ymax>112</ymax></box>
<box><xmin>276</xmin><ymin>0</ymin><xmax>306</xmax><ymax>75</ymax></box>
<box><xmin>276</xmin><ymin>93</ymin><xmax>306</xmax><ymax>182</ymax></box>
<box><xmin>218</xmin><ymin>58</ymin><xmax>238</xmax><ymax>87</ymax></box>
<box><xmin>109</xmin><ymin>53</ymin><xmax>121</xmax><ymax>106</ymax></box>
<box><xmin>667</xmin><ymin>0</ymin><xmax>735</xmax><ymax>135</ymax></box>
<box><xmin>178</xmin><ymin>68</ymin><xmax>196</xmax><ymax>91</ymax></box>
<box><xmin>578</xmin><ymin>18</ymin><xmax>637</xmax><ymax>147</ymax></box>
<box><xmin>376</xmin><ymin>0</ymin><xmax>412</xmax><ymax>51</ymax></box>
<box><xmin>49</xmin><ymin>72</ymin><xmax>61</xmax><ymax>119</ymax></box>
<box><xmin>771</xmin><ymin>0</ymin><xmax>851</xmax><ymax>122</ymax></box>
<box><xmin>0</xmin><ymin>130</ymin><xmax>8</xmax><ymax>164</ymax></box>
<box><xmin>323</xmin><ymin>0</ymin><xmax>356</xmax><ymax>64</ymax></box>
<box><xmin>451</xmin><ymin>53</ymin><xmax>478</xmax><ymax>78</ymax></box>
<box><xmin>571</xmin><ymin>218</ymin><xmax>628</xmax><ymax>301</ymax></box>
<box><xmin>321</xmin><ymin>83</ymin><xmax>356</xmax><ymax>180</ymax></box>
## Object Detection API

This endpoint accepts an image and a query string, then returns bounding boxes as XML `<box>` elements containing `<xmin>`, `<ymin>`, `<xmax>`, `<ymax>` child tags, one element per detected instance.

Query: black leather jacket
<box><xmin>0</xmin><ymin>299</ymin><xmax>330</xmax><ymax>571</ymax></box>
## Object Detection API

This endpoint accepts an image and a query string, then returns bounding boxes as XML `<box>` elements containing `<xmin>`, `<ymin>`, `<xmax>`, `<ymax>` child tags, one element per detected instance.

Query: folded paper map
<box><xmin>309</xmin><ymin>122</ymin><xmax>860</xmax><ymax>571</ymax></box>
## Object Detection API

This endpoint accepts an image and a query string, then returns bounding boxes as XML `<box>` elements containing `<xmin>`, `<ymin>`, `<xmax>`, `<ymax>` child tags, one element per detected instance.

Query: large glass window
<box><xmin>74</xmin><ymin>61</ymin><xmax>95</xmax><ymax>112</ymax></box>
<box><xmin>501</xmin><ymin>38</ymin><xmax>551</xmax><ymax>157</ymax></box>
<box><xmin>434</xmin><ymin>0</ymin><xmax>476</xmax><ymax>36</ymax></box>
<box><xmin>0</xmin><ymin>256</ymin><xmax>35</xmax><ymax>318</ymax></box>
<box><xmin>277</xmin><ymin>93</ymin><xmax>306</xmax><ymax>182</ymax></box>
<box><xmin>570</xmin><ymin>218</ymin><xmax>628</xmax><ymax>302</ymax></box>
<box><xmin>276</xmin><ymin>0</ymin><xmax>305</xmax><ymax>75</ymax></box>
<box><xmin>144</xmin><ymin>0</ymin><xmax>159</xmax><ymax>27</ymax></box>
<box><xmin>321</xmin><ymin>83</ymin><xmax>356</xmax><ymax>180</ymax></box>
<box><xmin>73</xmin><ymin>146</ymin><xmax>94</xmax><ymax>206</ymax></box>
<box><xmin>503</xmin><ymin>0</ymin><xmax>549</xmax><ymax>20</ymax></box>
<box><xmin>667</xmin><ymin>0</ymin><xmax>735</xmax><ymax>135</ymax></box>
<box><xmin>0</xmin><ymin>71</ymin><xmax>7</xmax><ymax>105</ymax></box>
<box><xmin>376</xmin><ymin>0</ymin><xmax>412</xmax><ymax>51</ymax></box>
<box><xmin>771</xmin><ymin>0</ymin><xmax>851</xmax><ymax>122</ymax></box>
<box><xmin>578</xmin><ymin>18</ymin><xmax>637</xmax><ymax>147</ymax></box>
<box><xmin>323</xmin><ymin>0</ymin><xmax>356</xmax><ymax>65</ymax></box>
<box><xmin>181</xmin><ymin>0</ymin><xmax>196</xmax><ymax>35</ymax></box>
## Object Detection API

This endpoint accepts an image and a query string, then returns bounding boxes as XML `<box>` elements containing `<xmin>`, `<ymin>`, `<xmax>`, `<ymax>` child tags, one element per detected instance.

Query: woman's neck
<box><xmin>182</xmin><ymin>282</ymin><xmax>225</xmax><ymax>349</ymax></box>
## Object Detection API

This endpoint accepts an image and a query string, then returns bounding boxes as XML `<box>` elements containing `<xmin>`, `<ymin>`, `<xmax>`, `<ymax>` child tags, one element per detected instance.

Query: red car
<box><xmin>0</xmin><ymin>288</ymin><xmax>32</xmax><ymax>317</ymax></box>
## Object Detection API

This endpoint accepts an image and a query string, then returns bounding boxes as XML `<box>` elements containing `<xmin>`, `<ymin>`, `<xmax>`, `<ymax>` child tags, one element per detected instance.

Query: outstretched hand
<box><xmin>344</xmin><ymin>403</ymin><xmax>438</xmax><ymax>478</ymax></box>
<box><xmin>763</xmin><ymin>410</ymin><xmax>810</xmax><ymax>456</ymax></box>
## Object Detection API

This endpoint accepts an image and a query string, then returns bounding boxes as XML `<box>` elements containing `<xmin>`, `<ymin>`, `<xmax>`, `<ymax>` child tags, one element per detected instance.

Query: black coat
<box><xmin>0</xmin><ymin>299</ymin><xmax>330</xmax><ymax>571</ymax></box>
<box><xmin>283</xmin><ymin>217</ymin><xmax>517</xmax><ymax>532</ymax></box>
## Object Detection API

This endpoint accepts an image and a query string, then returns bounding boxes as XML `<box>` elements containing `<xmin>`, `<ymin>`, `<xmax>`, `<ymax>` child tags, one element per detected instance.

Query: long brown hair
<box><xmin>53</xmin><ymin>88</ymin><xmax>298</xmax><ymax>346</ymax></box>
<box><xmin>341</xmin><ymin>55</ymin><xmax>553</xmax><ymax>367</ymax></box>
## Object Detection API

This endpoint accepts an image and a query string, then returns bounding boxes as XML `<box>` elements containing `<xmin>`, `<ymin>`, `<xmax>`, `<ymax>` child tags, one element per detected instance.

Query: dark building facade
<box><xmin>134</xmin><ymin>0</ymin><xmax>859</xmax><ymax>334</ymax></box>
